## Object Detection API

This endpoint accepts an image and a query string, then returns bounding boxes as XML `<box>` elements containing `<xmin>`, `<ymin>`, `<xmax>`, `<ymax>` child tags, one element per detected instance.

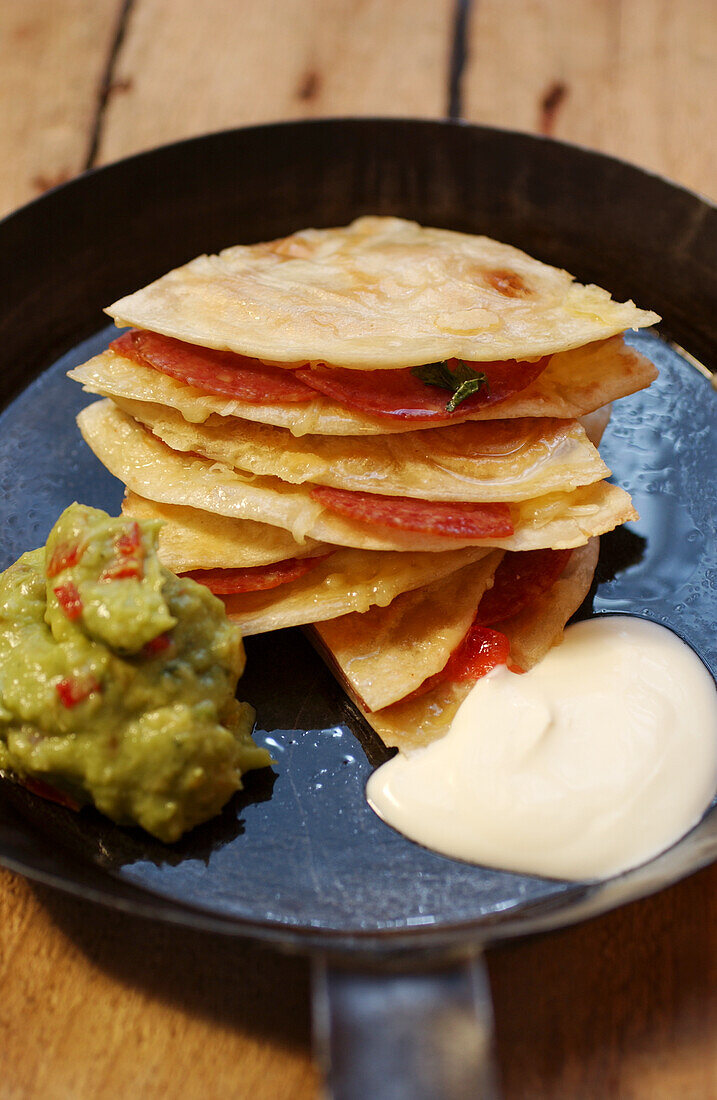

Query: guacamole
<box><xmin>0</xmin><ymin>503</ymin><xmax>270</xmax><ymax>842</ymax></box>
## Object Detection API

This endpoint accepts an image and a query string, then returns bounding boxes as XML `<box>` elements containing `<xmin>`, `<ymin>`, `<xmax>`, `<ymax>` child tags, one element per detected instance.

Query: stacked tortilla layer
<box><xmin>71</xmin><ymin>217</ymin><xmax>658</xmax><ymax>748</ymax></box>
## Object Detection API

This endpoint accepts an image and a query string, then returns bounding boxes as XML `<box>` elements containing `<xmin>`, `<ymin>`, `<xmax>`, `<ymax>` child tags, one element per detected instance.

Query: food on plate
<box><xmin>68</xmin><ymin>216</ymin><xmax>660</xmax><ymax>755</ymax></box>
<box><xmin>70</xmin><ymin>329</ymin><xmax>656</xmax><ymax>438</ymax></box>
<box><xmin>123</xmin><ymin>494</ymin><xmax>501</xmax><ymax>632</ymax></box>
<box><xmin>0</xmin><ymin>503</ymin><xmax>270</xmax><ymax>841</ymax></box>
<box><xmin>77</xmin><ymin>401</ymin><xmax>636</xmax><ymax>554</ymax></box>
<box><xmin>311</xmin><ymin>541</ymin><xmax>599</xmax><ymax>748</ymax></box>
<box><xmin>367</xmin><ymin>617</ymin><xmax>717</xmax><ymax>880</ymax></box>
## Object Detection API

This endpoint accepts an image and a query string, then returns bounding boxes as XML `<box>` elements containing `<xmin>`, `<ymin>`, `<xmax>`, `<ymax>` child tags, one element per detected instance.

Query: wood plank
<box><xmin>0</xmin><ymin>868</ymin><xmax>318</xmax><ymax>1099</ymax></box>
<box><xmin>0</xmin><ymin>0</ymin><xmax>123</xmax><ymax>217</ymax></box>
<box><xmin>490</xmin><ymin>862</ymin><xmax>717</xmax><ymax>1099</ymax></box>
<box><xmin>97</xmin><ymin>0</ymin><xmax>454</xmax><ymax>165</ymax></box>
<box><xmin>462</xmin><ymin>0</ymin><xmax>717</xmax><ymax>197</ymax></box>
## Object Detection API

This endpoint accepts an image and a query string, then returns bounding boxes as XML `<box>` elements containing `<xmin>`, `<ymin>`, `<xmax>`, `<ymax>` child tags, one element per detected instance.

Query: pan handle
<box><xmin>312</xmin><ymin>952</ymin><xmax>500</xmax><ymax>1100</ymax></box>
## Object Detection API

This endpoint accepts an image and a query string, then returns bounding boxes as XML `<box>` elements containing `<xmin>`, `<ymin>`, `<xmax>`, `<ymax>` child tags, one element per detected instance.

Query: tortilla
<box><xmin>109</xmin><ymin>397</ymin><xmax>609</xmax><ymax>503</ymax></box>
<box><xmin>579</xmin><ymin>404</ymin><xmax>611</xmax><ymax>447</ymax></box>
<box><xmin>107</xmin><ymin>217</ymin><xmax>658</xmax><ymax>368</ymax></box>
<box><xmin>121</xmin><ymin>493</ymin><xmax>325</xmax><ymax>570</ymax></box>
<box><xmin>219</xmin><ymin>546</ymin><xmax>494</xmax><ymax>636</ymax></box>
<box><xmin>69</xmin><ymin>335</ymin><xmax>657</xmax><ymax>437</ymax></box>
<box><xmin>78</xmin><ymin>400</ymin><xmax>636</xmax><ymax>553</ymax></box>
<box><xmin>310</xmin><ymin>552</ymin><xmax>503</xmax><ymax>712</ymax></box>
<box><xmin>329</xmin><ymin>539</ymin><xmax>599</xmax><ymax>750</ymax></box>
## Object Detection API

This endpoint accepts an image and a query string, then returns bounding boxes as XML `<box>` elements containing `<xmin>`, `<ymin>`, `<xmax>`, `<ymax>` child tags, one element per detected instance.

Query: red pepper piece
<box><xmin>21</xmin><ymin>777</ymin><xmax>80</xmax><ymax>812</ymax></box>
<box><xmin>100</xmin><ymin>521</ymin><xmax>145</xmax><ymax>581</ymax></box>
<box><xmin>115</xmin><ymin>521</ymin><xmax>141</xmax><ymax>556</ymax></box>
<box><xmin>46</xmin><ymin>541</ymin><xmax>84</xmax><ymax>578</ymax></box>
<box><xmin>54</xmin><ymin>582</ymin><xmax>83</xmax><ymax>620</ymax></box>
<box><xmin>56</xmin><ymin>675</ymin><xmax>100</xmax><ymax>708</ymax></box>
<box><xmin>100</xmin><ymin>561</ymin><xmax>144</xmax><ymax>581</ymax></box>
<box><xmin>142</xmin><ymin>632</ymin><xmax>172</xmax><ymax>656</ymax></box>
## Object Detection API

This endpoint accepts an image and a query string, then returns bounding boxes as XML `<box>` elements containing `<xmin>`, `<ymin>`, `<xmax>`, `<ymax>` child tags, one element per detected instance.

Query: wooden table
<box><xmin>1</xmin><ymin>3</ymin><xmax>715</xmax><ymax>1096</ymax></box>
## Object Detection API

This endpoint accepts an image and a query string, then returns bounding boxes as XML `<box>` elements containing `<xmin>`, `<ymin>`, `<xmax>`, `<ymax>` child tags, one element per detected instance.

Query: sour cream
<box><xmin>367</xmin><ymin>617</ymin><xmax>717</xmax><ymax>880</ymax></box>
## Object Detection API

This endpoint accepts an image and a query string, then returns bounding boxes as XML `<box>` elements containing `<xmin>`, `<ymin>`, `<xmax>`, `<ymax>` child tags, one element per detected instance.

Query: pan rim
<box><xmin>0</xmin><ymin>116</ymin><xmax>715</xmax><ymax>956</ymax></box>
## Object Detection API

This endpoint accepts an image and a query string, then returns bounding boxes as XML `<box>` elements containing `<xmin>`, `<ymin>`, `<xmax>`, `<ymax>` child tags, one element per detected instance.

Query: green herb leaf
<box><xmin>445</xmin><ymin>375</ymin><xmax>489</xmax><ymax>412</ymax></box>
<box><xmin>411</xmin><ymin>360</ymin><xmax>490</xmax><ymax>412</ymax></box>
<box><xmin>410</xmin><ymin>360</ymin><xmax>457</xmax><ymax>392</ymax></box>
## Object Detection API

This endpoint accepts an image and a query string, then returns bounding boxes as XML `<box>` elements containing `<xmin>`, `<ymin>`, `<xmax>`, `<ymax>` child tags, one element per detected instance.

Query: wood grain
<box><xmin>462</xmin><ymin>0</ymin><xmax>717</xmax><ymax>198</ymax></box>
<box><xmin>0</xmin><ymin>0</ymin><xmax>122</xmax><ymax>218</ymax></box>
<box><xmin>0</xmin><ymin>0</ymin><xmax>716</xmax><ymax>1097</ymax></box>
<box><xmin>2</xmin><ymin>860</ymin><xmax>715</xmax><ymax>1099</ymax></box>
<box><xmin>0</xmin><ymin>869</ymin><xmax>318</xmax><ymax>1099</ymax></box>
<box><xmin>96</xmin><ymin>0</ymin><xmax>454</xmax><ymax>165</ymax></box>
<box><xmin>489</xmin><ymin>862</ymin><xmax>717</xmax><ymax>1099</ymax></box>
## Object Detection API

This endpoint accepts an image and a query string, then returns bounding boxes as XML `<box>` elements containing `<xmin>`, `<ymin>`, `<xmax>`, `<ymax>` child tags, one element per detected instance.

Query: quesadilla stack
<box><xmin>70</xmin><ymin>217</ymin><xmax>658</xmax><ymax>747</ymax></box>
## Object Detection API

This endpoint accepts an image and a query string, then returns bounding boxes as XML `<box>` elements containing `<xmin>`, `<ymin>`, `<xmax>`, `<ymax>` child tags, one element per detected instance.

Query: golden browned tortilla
<box><xmin>78</xmin><ymin>400</ymin><xmax>636</xmax><ymax>554</ymax></box>
<box><xmin>123</xmin><ymin>494</ymin><xmax>497</xmax><ymax>633</ymax></box>
<box><xmin>106</xmin><ymin>217</ymin><xmax>658</xmax><ymax>367</ymax></box>
<box><xmin>311</xmin><ymin>552</ymin><xmax>504</xmax><ymax>712</ymax></box>
<box><xmin>219</xmin><ymin>546</ymin><xmax>494</xmax><ymax>635</ymax></box>
<box><xmin>122</xmin><ymin>493</ymin><xmax>326</xmax><ymax>570</ymax></box>
<box><xmin>110</xmin><ymin>396</ymin><xmax>609</xmax><ymax>503</ymax></box>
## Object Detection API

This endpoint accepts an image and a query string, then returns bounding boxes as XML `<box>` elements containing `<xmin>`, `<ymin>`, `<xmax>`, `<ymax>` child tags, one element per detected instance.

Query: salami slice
<box><xmin>443</xmin><ymin>624</ymin><xmax>512</xmax><ymax>681</ymax></box>
<box><xmin>311</xmin><ymin>485</ymin><xmax>514</xmax><ymax>539</ymax></box>
<box><xmin>296</xmin><ymin>357</ymin><xmax>549</xmax><ymax>421</ymax></box>
<box><xmin>473</xmin><ymin>548</ymin><xmax>573</xmax><ymax>626</ymax></box>
<box><xmin>182</xmin><ymin>554</ymin><xmax>327</xmax><ymax>595</ymax></box>
<box><xmin>403</xmin><ymin>548</ymin><xmax>573</xmax><ymax>700</ymax></box>
<box><xmin>111</xmin><ymin>330</ymin><xmax>314</xmax><ymax>404</ymax></box>
<box><xmin>110</xmin><ymin>331</ymin><xmax>548</xmax><ymax>420</ymax></box>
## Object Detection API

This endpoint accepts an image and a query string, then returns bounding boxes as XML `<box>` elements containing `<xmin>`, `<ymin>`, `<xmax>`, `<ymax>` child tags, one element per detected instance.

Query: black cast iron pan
<box><xmin>0</xmin><ymin>120</ymin><xmax>715</xmax><ymax>1098</ymax></box>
